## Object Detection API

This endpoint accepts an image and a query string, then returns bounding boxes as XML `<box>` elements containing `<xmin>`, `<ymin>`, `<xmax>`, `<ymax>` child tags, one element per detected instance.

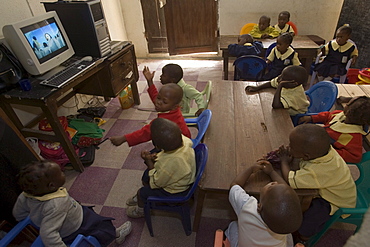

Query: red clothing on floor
<box><xmin>311</xmin><ymin>110</ymin><xmax>366</xmax><ymax>163</ymax></box>
<box><xmin>125</xmin><ymin>84</ymin><xmax>191</xmax><ymax>147</ymax></box>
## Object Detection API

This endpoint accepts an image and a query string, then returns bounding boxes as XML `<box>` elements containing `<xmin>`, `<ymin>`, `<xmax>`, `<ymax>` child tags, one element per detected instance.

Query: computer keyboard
<box><xmin>40</xmin><ymin>59</ymin><xmax>95</xmax><ymax>88</ymax></box>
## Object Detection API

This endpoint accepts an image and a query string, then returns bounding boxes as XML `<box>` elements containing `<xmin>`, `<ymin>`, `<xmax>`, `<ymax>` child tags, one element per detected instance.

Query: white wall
<box><xmin>219</xmin><ymin>0</ymin><xmax>344</xmax><ymax>44</ymax></box>
<box><xmin>0</xmin><ymin>0</ymin><xmax>345</xmax><ymax>61</ymax></box>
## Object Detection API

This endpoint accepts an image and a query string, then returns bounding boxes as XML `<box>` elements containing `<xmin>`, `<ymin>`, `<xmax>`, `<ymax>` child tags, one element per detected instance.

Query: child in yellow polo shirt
<box><xmin>245</xmin><ymin>65</ymin><xmax>309</xmax><ymax>116</ymax></box>
<box><xmin>278</xmin><ymin>124</ymin><xmax>356</xmax><ymax>245</ymax></box>
<box><xmin>250</xmin><ymin>15</ymin><xmax>280</xmax><ymax>39</ymax></box>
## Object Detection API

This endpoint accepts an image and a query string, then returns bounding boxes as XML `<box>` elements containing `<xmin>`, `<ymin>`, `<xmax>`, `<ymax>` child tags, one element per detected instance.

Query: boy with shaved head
<box><xmin>250</xmin><ymin>15</ymin><xmax>280</xmax><ymax>39</ymax></box>
<box><xmin>225</xmin><ymin>160</ymin><xmax>302</xmax><ymax>247</ymax></box>
<box><xmin>110</xmin><ymin>73</ymin><xmax>191</xmax><ymax>147</ymax></box>
<box><xmin>125</xmin><ymin>118</ymin><xmax>195</xmax><ymax>218</ymax></box>
<box><xmin>278</xmin><ymin>124</ymin><xmax>356</xmax><ymax>245</ymax></box>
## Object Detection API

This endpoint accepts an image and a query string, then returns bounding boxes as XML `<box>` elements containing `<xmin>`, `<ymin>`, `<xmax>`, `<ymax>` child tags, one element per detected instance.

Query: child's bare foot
<box><xmin>245</xmin><ymin>86</ymin><xmax>258</xmax><ymax>93</ymax></box>
<box><xmin>110</xmin><ymin>136</ymin><xmax>126</xmax><ymax>146</ymax></box>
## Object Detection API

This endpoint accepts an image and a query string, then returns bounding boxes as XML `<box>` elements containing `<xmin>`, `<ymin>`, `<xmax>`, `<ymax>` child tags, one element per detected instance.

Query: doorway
<box><xmin>140</xmin><ymin>0</ymin><xmax>218</xmax><ymax>55</ymax></box>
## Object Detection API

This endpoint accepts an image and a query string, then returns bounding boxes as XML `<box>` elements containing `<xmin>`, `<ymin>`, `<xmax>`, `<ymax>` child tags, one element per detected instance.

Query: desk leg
<box><xmin>193</xmin><ymin>188</ymin><xmax>206</xmax><ymax>232</ymax></box>
<box><xmin>43</xmin><ymin>102</ymin><xmax>84</xmax><ymax>172</ymax></box>
<box><xmin>223</xmin><ymin>50</ymin><xmax>229</xmax><ymax>80</ymax></box>
<box><xmin>130</xmin><ymin>81</ymin><xmax>140</xmax><ymax>105</ymax></box>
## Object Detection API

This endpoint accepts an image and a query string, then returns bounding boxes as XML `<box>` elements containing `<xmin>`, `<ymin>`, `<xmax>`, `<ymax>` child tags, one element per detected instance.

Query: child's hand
<box><xmin>195</xmin><ymin>108</ymin><xmax>205</xmax><ymax>117</ymax></box>
<box><xmin>278</xmin><ymin>145</ymin><xmax>293</xmax><ymax>164</ymax></box>
<box><xmin>279</xmin><ymin>80</ymin><xmax>298</xmax><ymax>89</ymax></box>
<box><xmin>143</xmin><ymin>66</ymin><xmax>155</xmax><ymax>82</ymax></box>
<box><xmin>298</xmin><ymin>116</ymin><xmax>312</xmax><ymax>124</ymax></box>
<box><xmin>141</xmin><ymin>150</ymin><xmax>157</xmax><ymax>169</ymax></box>
<box><xmin>351</xmin><ymin>56</ymin><xmax>357</xmax><ymax>66</ymax></box>
<box><xmin>141</xmin><ymin>150</ymin><xmax>157</xmax><ymax>161</ymax></box>
<box><xmin>245</xmin><ymin>85</ymin><xmax>258</xmax><ymax>93</ymax></box>
<box><xmin>238</xmin><ymin>37</ymin><xmax>247</xmax><ymax>45</ymax></box>
<box><xmin>261</xmin><ymin>34</ymin><xmax>270</xmax><ymax>39</ymax></box>
<box><xmin>259</xmin><ymin>160</ymin><xmax>274</xmax><ymax>175</ymax></box>
<box><xmin>110</xmin><ymin>136</ymin><xmax>126</xmax><ymax>146</ymax></box>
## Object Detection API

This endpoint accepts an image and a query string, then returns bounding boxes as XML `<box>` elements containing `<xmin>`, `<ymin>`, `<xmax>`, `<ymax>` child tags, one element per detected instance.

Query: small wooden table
<box><xmin>193</xmin><ymin>80</ymin><xmax>317</xmax><ymax>231</ymax></box>
<box><xmin>220</xmin><ymin>35</ymin><xmax>320</xmax><ymax>80</ymax></box>
<box><xmin>0</xmin><ymin>45</ymin><xmax>140</xmax><ymax>172</ymax></box>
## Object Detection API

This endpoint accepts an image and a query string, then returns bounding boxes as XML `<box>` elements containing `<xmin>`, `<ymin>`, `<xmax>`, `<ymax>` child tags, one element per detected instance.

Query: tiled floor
<box><xmin>63</xmin><ymin>58</ymin><xmax>355</xmax><ymax>247</ymax></box>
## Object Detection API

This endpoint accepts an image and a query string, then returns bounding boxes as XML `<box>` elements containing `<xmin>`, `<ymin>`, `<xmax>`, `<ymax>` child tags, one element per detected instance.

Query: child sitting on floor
<box><xmin>228</xmin><ymin>34</ymin><xmax>263</xmax><ymax>57</ymax></box>
<box><xmin>109</xmin><ymin>73</ymin><xmax>191</xmax><ymax>147</ymax></box>
<box><xmin>245</xmin><ymin>65</ymin><xmax>309</xmax><ymax>116</ymax></box>
<box><xmin>277</xmin><ymin>124</ymin><xmax>356</xmax><ymax>245</ymax></box>
<box><xmin>250</xmin><ymin>15</ymin><xmax>280</xmax><ymax>39</ymax></box>
<box><xmin>274</xmin><ymin>11</ymin><xmax>295</xmax><ymax>36</ymax></box>
<box><xmin>314</xmin><ymin>25</ymin><xmax>358</xmax><ymax>81</ymax></box>
<box><xmin>13</xmin><ymin>160</ymin><xmax>132</xmax><ymax>246</ymax></box>
<box><xmin>125</xmin><ymin>118</ymin><xmax>196</xmax><ymax>218</ymax></box>
<box><xmin>225</xmin><ymin>161</ymin><xmax>302</xmax><ymax>247</ymax></box>
<box><xmin>298</xmin><ymin>96</ymin><xmax>370</xmax><ymax>163</ymax></box>
<box><xmin>262</xmin><ymin>32</ymin><xmax>301</xmax><ymax>80</ymax></box>
<box><xmin>148</xmin><ymin>64</ymin><xmax>206</xmax><ymax>116</ymax></box>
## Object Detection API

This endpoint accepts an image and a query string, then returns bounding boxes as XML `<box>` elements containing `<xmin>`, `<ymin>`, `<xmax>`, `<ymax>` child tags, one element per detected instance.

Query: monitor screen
<box><xmin>22</xmin><ymin>17</ymin><xmax>68</xmax><ymax>64</ymax></box>
<box><xmin>3</xmin><ymin>11</ymin><xmax>74</xmax><ymax>76</ymax></box>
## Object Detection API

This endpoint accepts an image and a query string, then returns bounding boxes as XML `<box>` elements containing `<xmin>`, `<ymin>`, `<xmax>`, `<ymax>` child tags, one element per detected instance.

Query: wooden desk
<box><xmin>193</xmin><ymin>80</ymin><xmax>317</xmax><ymax>231</ymax></box>
<box><xmin>220</xmin><ymin>35</ymin><xmax>320</xmax><ymax>80</ymax></box>
<box><xmin>336</xmin><ymin>83</ymin><xmax>370</xmax><ymax>99</ymax></box>
<box><xmin>0</xmin><ymin>44</ymin><xmax>140</xmax><ymax>172</ymax></box>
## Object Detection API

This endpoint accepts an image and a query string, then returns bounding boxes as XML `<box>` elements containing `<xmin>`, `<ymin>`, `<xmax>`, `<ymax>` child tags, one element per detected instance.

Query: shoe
<box><xmin>115</xmin><ymin>221</ymin><xmax>132</xmax><ymax>244</ymax></box>
<box><xmin>126</xmin><ymin>205</ymin><xmax>145</xmax><ymax>218</ymax></box>
<box><xmin>126</xmin><ymin>195</ymin><xmax>138</xmax><ymax>206</ymax></box>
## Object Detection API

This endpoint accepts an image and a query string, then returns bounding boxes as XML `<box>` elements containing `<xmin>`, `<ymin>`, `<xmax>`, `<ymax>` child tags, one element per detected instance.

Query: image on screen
<box><xmin>21</xmin><ymin>18</ymin><xmax>68</xmax><ymax>64</ymax></box>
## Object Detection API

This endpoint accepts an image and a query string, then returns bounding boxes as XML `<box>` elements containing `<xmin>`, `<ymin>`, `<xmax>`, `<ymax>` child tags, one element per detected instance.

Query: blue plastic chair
<box><xmin>144</xmin><ymin>143</ymin><xmax>209</xmax><ymax>236</ymax></box>
<box><xmin>292</xmin><ymin>81</ymin><xmax>338</xmax><ymax>126</ymax></box>
<box><xmin>265</xmin><ymin>42</ymin><xmax>277</xmax><ymax>60</ymax></box>
<box><xmin>264</xmin><ymin>43</ymin><xmax>276</xmax><ymax>71</ymax></box>
<box><xmin>306</xmin><ymin>152</ymin><xmax>370</xmax><ymax>246</ymax></box>
<box><xmin>233</xmin><ymin>55</ymin><xmax>267</xmax><ymax>81</ymax></box>
<box><xmin>184</xmin><ymin>109</ymin><xmax>212</xmax><ymax>148</ymax></box>
<box><xmin>0</xmin><ymin>216</ymin><xmax>101</xmax><ymax>247</ymax></box>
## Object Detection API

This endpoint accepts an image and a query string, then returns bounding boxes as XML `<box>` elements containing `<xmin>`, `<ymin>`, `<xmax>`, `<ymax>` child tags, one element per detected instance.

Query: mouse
<box><xmin>81</xmin><ymin>56</ymin><xmax>93</xmax><ymax>62</ymax></box>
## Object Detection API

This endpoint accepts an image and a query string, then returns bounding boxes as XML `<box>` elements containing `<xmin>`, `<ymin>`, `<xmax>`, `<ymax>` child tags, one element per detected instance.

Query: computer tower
<box><xmin>43</xmin><ymin>0</ymin><xmax>111</xmax><ymax>58</ymax></box>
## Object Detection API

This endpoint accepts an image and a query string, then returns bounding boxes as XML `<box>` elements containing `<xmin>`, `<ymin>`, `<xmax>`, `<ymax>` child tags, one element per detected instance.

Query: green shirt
<box><xmin>177</xmin><ymin>79</ymin><xmax>206</xmax><ymax>113</ymax></box>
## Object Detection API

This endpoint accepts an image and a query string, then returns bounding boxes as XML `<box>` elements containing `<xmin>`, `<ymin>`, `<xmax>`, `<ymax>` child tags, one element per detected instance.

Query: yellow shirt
<box><xmin>249</xmin><ymin>25</ymin><xmax>280</xmax><ymax>39</ymax></box>
<box><xmin>288</xmin><ymin>146</ymin><xmax>357</xmax><ymax>215</ymax></box>
<box><xmin>270</xmin><ymin>77</ymin><xmax>309</xmax><ymax>116</ymax></box>
<box><xmin>149</xmin><ymin>135</ymin><xmax>196</xmax><ymax>193</ymax></box>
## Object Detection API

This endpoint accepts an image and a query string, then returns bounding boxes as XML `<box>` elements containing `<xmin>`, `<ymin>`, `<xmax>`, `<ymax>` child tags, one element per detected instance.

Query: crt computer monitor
<box><xmin>2</xmin><ymin>11</ymin><xmax>74</xmax><ymax>76</ymax></box>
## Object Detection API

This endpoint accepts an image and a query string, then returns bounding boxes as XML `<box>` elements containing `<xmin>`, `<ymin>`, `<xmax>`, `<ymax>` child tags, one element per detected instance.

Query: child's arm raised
<box><xmin>143</xmin><ymin>66</ymin><xmax>155</xmax><ymax>87</ymax></box>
